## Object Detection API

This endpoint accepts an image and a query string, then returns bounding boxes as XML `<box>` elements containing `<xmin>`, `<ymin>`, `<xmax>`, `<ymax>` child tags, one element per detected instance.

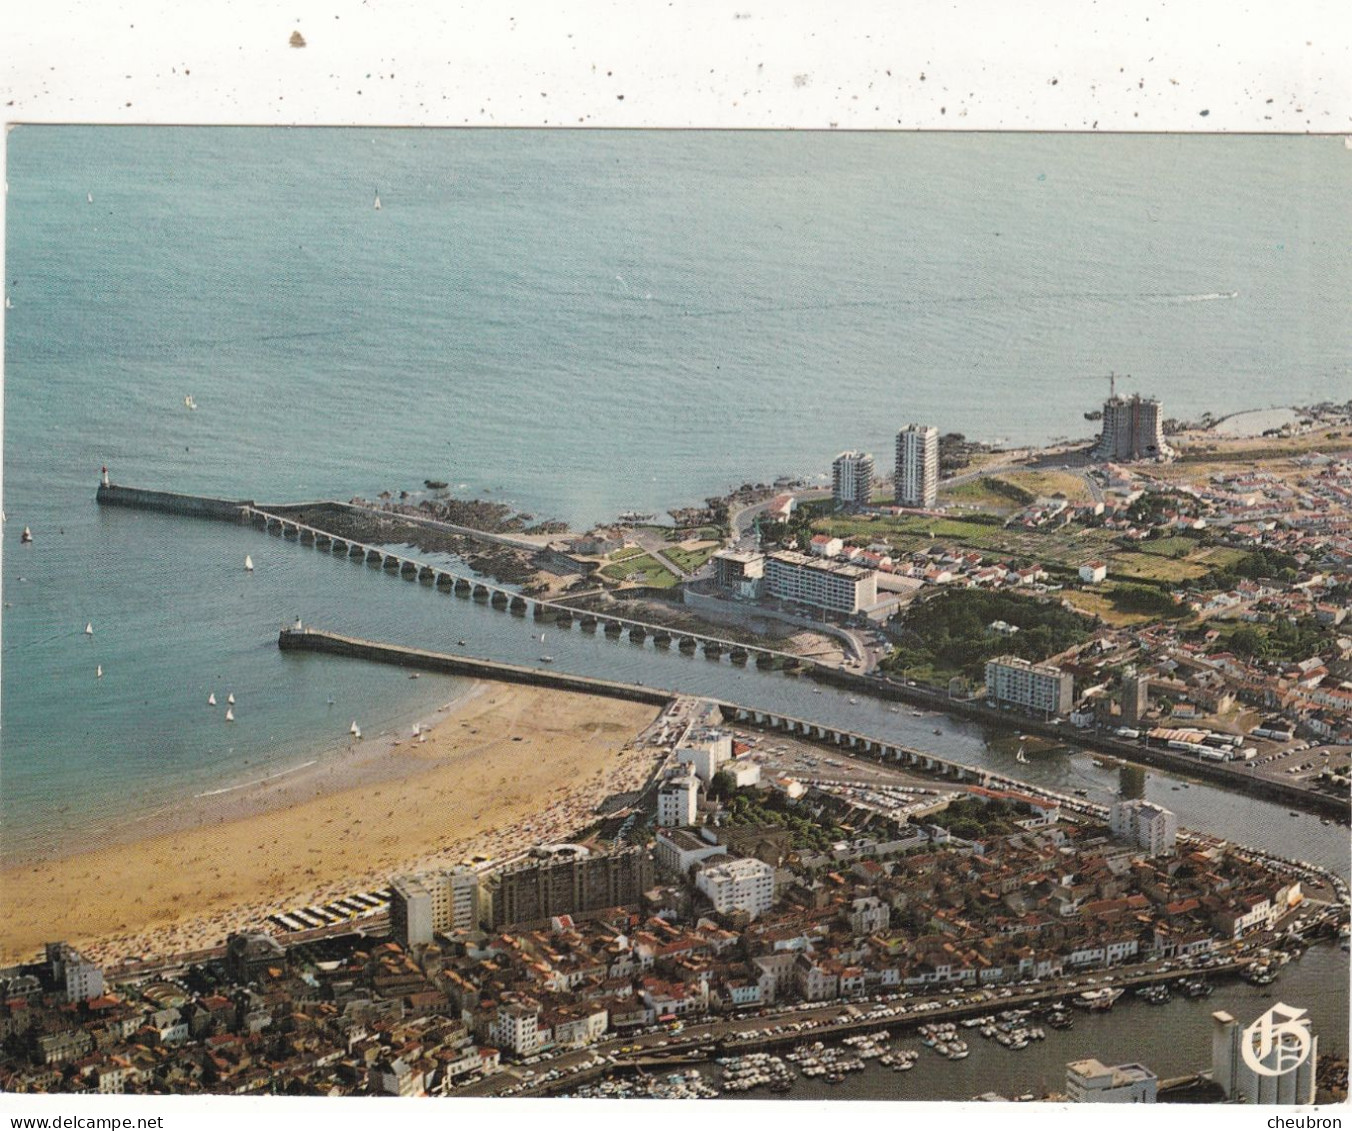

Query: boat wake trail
<box><xmin>1168</xmin><ymin>291</ymin><xmax>1239</xmax><ymax>303</ymax></box>
<box><xmin>195</xmin><ymin>759</ymin><xmax>318</xmax><ymax>799</ymax></box>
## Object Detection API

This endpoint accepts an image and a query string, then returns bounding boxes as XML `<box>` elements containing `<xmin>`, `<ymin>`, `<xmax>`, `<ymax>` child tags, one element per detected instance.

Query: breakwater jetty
<box><xmin>278</xmin><ymin>626</ymin><xmax>674</xmax><ymax>707</ymax></box>
<box><xmin>95</xmin><ymin>482</ymin><xmax>254</xmax><ymax>521</ymax></box>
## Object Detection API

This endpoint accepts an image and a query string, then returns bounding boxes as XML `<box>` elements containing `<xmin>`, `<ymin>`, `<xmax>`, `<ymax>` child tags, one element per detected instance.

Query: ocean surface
<box><xmin>3</xmin><ymin>128</ymin><xmax>1351</xmax><ymax>865</ymax></box>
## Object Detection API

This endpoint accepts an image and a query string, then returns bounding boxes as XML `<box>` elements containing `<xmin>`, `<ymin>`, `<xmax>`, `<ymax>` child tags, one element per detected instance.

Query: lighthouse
<box><xmin>101</xmin><ymin>466</ymin><xmax>110</xmax><ymax>488</ymax></box>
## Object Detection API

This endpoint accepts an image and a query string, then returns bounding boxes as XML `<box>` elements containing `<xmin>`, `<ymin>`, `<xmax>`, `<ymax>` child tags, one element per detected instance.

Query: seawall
<box><xmin>96</xmin><ymin>483</ymin><xmax>253</xmax><ymax>521</ymax></box>
<box><xmin>277</xmin><ymin>627</ymin><xmax>674</xmax><ymax>707</ymax></box>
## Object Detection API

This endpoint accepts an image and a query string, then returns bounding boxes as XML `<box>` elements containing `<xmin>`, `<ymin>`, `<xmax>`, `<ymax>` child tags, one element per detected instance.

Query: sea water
<box><xmin>4</xmin><ymin>128</ymin><xmax>1350</xmax><ymax>859</ymax></box>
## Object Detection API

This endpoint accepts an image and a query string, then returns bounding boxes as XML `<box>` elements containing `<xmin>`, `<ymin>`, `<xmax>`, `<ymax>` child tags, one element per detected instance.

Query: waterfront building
<box><xmin>44</xmin><ymin>943</ymin><xmax>103</xmax><ymax>1003</ymax></box>
<box><xmin>831</xmin><ymin>451</ymin><xmax>874</xmax><ymax>506</ymax></box>
<box><xmin>695</xmin><ymin>857</ymin><xmax>776</xmax><ymax>919</ymax></box>
<box><xmin>390</xmin><ymin>865</ymin><xmax>483</xmax><ymax>945</ymax></box>
<box><xmin>894</xmin><ymin>424</ymin><xmax>940</xmax><ymax>507</ymax></box>
<box><xmin>984</xmin><ymin>655</ymin><xmax>1074</xmax><ymax>716</ymax></box>
<box><xmin>1212</xmin><ymin>1008</ymin><xmax>1318</xmax><ymax>1104</ymax></box>
<box><xmin>654</xmin><ymin>827</ymin><xmax>727</xmax><ymax>876</ymax></box>
<box><xmin>711</xmin><ymin>549</ymin><xmax>765</xmax><ymax>598</ymax></box>
<box><xmin>763</xmin><ymin>549</ymin><xmax>877</xmax><ymax>615</ymax></box>
<box><xmin>1091</xmin><ymin>393</ymin><xmax>1172</xmax><ymax>462</ymax></box>
<box><xmin>1065</xmin><ymin>1058</ymin><xmax>1158</xmax><ymax>1103</ymax></box>
<box><xmin>675</xmin><ymin>727</ymin><xmax>733</xmax><ymax>783</ymax></box>
<box><xmin>657</xmin><ymin>776</ymin><xmax>700</xmax><ymax>828</ymax></box>
<box><xmin>484</xmin><ymin>845</ymin><xmax>653</xmax><ymax>929</ymax></box>
<box><xmin>489</xmin><ymin>1000</ymin><xmax>543</xmax><ymax>1057</ymax></box>
<box><xmin>1109</xmin><ymin>799</ymin><xmax>1178</xmax><ymax>856</ymax></box>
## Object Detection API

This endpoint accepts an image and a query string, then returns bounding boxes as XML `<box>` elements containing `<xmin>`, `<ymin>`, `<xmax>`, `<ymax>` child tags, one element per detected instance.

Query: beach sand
<box><xmin>0</xmin><ymin>681</ymin><xmax>662</xmax><ymax>966</ymax></box>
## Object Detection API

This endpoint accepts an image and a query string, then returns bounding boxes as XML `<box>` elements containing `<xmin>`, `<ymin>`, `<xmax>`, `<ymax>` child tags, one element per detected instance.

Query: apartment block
<box><xmin>895</xmin><ymin>424</ymin><xmax>939</xmax><ymax>507</ymax></box>
<box><xmin>984</xmin><ymin>655</ymin><xmax>1074</xmax><ymax>716</ymax></box>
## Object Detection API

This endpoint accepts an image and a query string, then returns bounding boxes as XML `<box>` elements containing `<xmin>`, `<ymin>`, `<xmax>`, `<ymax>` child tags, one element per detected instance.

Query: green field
<box><xmin>599</xmin><ymin>553</ymin><xmax>680</xmax><ymax>588</ymax></box>
<box><xmin>663</xmin><ymin>542</ymin><xmax>720</xmax><ymax>573</ymax></box>
<box><xmin>607</xmin><ymin>545</ymin><xmax>647</xmax><ymax>563</ymax></box>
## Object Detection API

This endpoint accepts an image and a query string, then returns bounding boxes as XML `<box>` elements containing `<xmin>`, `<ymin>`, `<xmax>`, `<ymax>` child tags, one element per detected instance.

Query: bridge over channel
<box><xmin>242</xmin><ymin>505</ymin><xmax>810</xmax><ymax>670</ymax></box>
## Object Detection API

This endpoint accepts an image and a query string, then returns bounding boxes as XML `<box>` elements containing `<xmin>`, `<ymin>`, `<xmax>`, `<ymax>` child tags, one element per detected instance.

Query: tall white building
<box><xmin>695</xmin><ymin>857</ymin><xmax>776</xmax><ymax>919</ymax></box>
<box><xmin>895</xmin><ymin>424</ymin><xmax>940</xmax><ymax>507</ymax></box>
<box><xmin>984</xmin><ymin>655</ymin><xmax>1074</xmax><ymax>716</ymax></box>
<box><xmin>764</xmin><ymin>550</ymin><xmax>877</xmax><ymax>615</ymax></box>
<box><xmin>1065</xmin><ymin>1058</ymin><xmax>1158</xmax><ymax>1103</ymax></box>
<box><xmin>390</xmin><ymin>865</ymin><xmax>484</xmax><ymax>944</ymax></box>
<box><xmin>46</xmin><ymin>943</ymin><xmax>104</xmax><ymax>1003</ymax></box>
<box><xmin>1109</xmin><ymin>800</ymin><xmax>1178</xmax><ymax>855</ymax></box>
<box><xmin>657</xmin><ymin>776</ymin><xmax>700</xmax><ymax>828</ymax></box>
<box><xmin>832</xmin><ymin>451</ymin><xmax>875</xmax><ymax>506</ymax></box>
<box><xmin>676</xmin><ymin>727</ymin><xmax>734</xmax><ymax>783</ymax></box>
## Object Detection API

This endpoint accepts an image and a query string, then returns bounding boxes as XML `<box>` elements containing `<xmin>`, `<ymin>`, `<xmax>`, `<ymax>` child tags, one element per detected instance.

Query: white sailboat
<box><xmin>4</xmin><ymin>296</ymin><xmax>12</xmax><ymax>310</ymax></box>
<box><xmin>208</xmin><ymin>692</ymin><xmax>217</xmax><ymax>706</ymax></box>
<box><xmin>87</xmin><ymin>192</ymin><xmax>93</xmax><ymax>204</ymax></box>
<box><xmin>373</xmin><ymin>189</ymin><xmax>382</xmax><ymax>211</ymax></box>
<box><xmin>225</xmin><ymin>707</ymin><xmax>235</xmax><ymax>722</ymax></box>
<box><xmin>84</xmin><ymin>622</ymin><xmax>93</xmax><ymax>636</ymax></box>
<box><xmin>353</xmin><ymin>726</ymin><xmax>362</xmax><ymax>740</ymax></box>
<box><xmin>21</xmin><ymin>526</ymin><xmax>32</xmax><ymax>543</ymax></box>
<box><xmin>227</xmin><ymin>693</ymin><xmax>236</xmax><ymax>705</ymax></box>
<box><xmin>350</xmin><ymin>720</ymin><xmax>360</xmax><ymax>735</ymax></box>
<box><xmin>244</xmin><ymin>554</ymin><xmax>254</xmax><ymax>572</ymax></box>
<box><xmin>96</xmin><ymin>665</ymin><xmax>103</xmax><ymax>679</ymax></box>
<box><xmin>184</xmin><ymin>395</ymin><xmax>197</xmax><ymax>410</ymax></box>
<box><xmin>1016</xmin><ymin>745</ymin><xmax>1029</xmax><ymax>764</ymax></box>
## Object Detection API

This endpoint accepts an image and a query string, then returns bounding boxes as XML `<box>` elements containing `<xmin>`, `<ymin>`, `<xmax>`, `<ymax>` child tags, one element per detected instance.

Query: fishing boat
<box><xmin>457</xmin><ymin>640</ymin><xmax>467</xmax><ymax>647</ymax></box>
<box><xmin>1073</xmin><ymin>987</ymin><xmax>1124</xmax><ymax>1011</ymax></box>
<box><xmin>245</xmin><ymin>554</ymin><xmax>254</xmax><ymax>572</ymax></box>
<box><xmin>208</xmin><ymin>693</ymin><xmax>217</xmax><ymax>706</ymax></box>
<box><xmin>539</xmin><ymin>655</ymin><xmax>555</xmax><ymax>663</ymax></box>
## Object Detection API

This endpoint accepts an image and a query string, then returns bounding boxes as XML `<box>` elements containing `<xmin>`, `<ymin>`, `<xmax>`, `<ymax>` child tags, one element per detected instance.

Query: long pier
<box><xmin>278</xmin><ymin>627</ymin><xmax>674</xmax><ymax>706</ymax></box>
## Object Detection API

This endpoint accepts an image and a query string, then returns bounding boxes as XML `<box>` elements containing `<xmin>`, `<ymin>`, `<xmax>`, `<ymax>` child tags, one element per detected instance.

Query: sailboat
<box><xmin>1016</xmin><ymin>745</ymin><xmax>1029</xmax><ymax>765</ymax></box>
<box><xmin>21</xmin><ymin>526</ymin><xmax>32</xmax><ymax>543</ymax></box>
<box><xmin>350</xmin><ymin>720</ymin><xmax>360</xmax><ymax>735</ymax></box>
<box><xmin>96</xmin><ymin>665</ymin><xmax>103</xmax><ymax>679</ymax></box>
<box><xmin>373</xmin><ymin>189</ymin><xmax>382</xmax><ymax>211</ymax></box>
<box><xmin>84</xmin><ymin>622</ymin><xmax>93</xmax><ymax>636</ymax></box>
<box><xmin>208</xmin><ymin>693</ymin><xmax>217</xmax><ymax>706</ymax></box>
<box><xmin>353</xmin><ymin>726</ymin><xmax>362</xmax><ymax>740</ymax></box>
<box><xmin>225</xmin><ymin>707</ymin><xmax>235</xmax><ymax>722</ymax></box>
<box><xmin>4</xmin><ymin>296</ymin><xmax>12</xmax><ymax>310</ymax></box>
<box><xmin>227</xmin><ymin>693</ymin><xmax>236</xmax><ymax>705</ymax></box>
<box><xmin>87</xmin><ymin>192</ymin><xmax>93</xmax><ymax>204</ymax></box>
<box><xmin>244</xmin><ymin>554</ymin><xmax>254</xmax><ymax>572</ymax></box>
<box><xmin>184</xmin><ymin>395</ymin><xmax>197</xmax><ymax>410</ymax></box>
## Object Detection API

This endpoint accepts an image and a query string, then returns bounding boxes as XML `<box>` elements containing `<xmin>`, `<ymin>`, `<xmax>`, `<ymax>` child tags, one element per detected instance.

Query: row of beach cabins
<box><xmin>267</xmin><ymin>889</ymin><xmax>393</xmax><ymax>933</ymax></box>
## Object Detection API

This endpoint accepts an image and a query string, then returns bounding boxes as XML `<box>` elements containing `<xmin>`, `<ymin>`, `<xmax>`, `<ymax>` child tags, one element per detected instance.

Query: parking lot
<box><xmin>1247</xmin><ymin>741</ymin><xmax>1350</xmax><ymax>785</ymax></box>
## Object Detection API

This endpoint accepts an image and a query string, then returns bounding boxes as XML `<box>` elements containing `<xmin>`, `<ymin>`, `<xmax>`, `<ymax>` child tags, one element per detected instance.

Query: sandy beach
<box><xmin>0</xmin><ymin>681</ymin><xmax>662</xmax><ymax>966</ymax></box>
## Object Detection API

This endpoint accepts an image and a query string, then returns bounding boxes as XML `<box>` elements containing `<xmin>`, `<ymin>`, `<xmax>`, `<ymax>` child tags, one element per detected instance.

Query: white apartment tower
<box><xmin>657</xmin><ymin>776</ymin><xmax>700</xmax><ymax>828</ymax></box>
<box><xmin>1110</xmin><ymin>800</ymin><xmax>1178</xmax><ymax>856</ymax></box>
<box><xmin>695</xmin><ymin>857</ymin><xmax>776</xmax><ymax>919</ymax></box>
<box><xmin>895</xmin><ymin>424</ymin><xmax>940</xmax><ymax>507</ymax></box>
<box><xmin>832</xmin><ymin>451</ymin><xmax>875</xmax><ymax>506</ymax></box>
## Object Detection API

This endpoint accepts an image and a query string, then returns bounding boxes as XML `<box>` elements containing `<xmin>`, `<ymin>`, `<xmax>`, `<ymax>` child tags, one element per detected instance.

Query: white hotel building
<box><xmin>895</xmin><ymin>424</ymin><xmax>940</xmax><ymax>507</ymax></box>
<box><xmin>832</xmin><ymin>450</ymin><xmax>875</xmax><ymax>506</ymax></box>
<box><xmin>984</xmin><ymin>655</ymin><xmax>1074</xmax><ymax>717</ymax></box>
<box><xmin>1109</xmin><ymin>799</ymin><xmax>1178</xmax><ymax>856</ymax></box>
<box><xmin>764</xmin><ymin>550</ymin><xmax>877</xmax><ymax>615</ymax></box>
<box><xmin>695</xmin><ymin>857</ymin><xmax>776</xmax><ymax>919</ymax></box>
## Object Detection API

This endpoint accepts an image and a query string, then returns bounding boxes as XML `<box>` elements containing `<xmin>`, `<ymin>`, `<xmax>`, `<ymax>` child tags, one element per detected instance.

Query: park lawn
<box><xmin>941</xmin><ymin>479</ymin><xmax>1022</xmax><ymax>514</ymax></box>
<box><xmin>1134</xmin><ymin>535</ymin><xmax>1200</xmax><ymax>558</ymax></box>
<box><xmin>1061</xmin><ymin>586</ymin><xmax>1162</xmax><ymax>628</ymax></box>
<box><xmin>1109</xmin><ymin>551</ymin><xmax>1210</xmax><ymax>583</ymax></box>
<box><xmin>996</xmin><ymin>469</ymin><xmax>1095</xmax><ymax>504</ymax></box>
<box><xmin>599</xmin><ymin>553</ymin><xmax>681</xmax><ymax>588</ymax></box>
<box><xmin>607</xmin><ymin>545</ymin><xmax>648</xmax><ymax>563</ymax></box>
<box><xmin>664</xmin><ymin>541</ymin><xmax>720</xmax><ymax>573</ymax></box>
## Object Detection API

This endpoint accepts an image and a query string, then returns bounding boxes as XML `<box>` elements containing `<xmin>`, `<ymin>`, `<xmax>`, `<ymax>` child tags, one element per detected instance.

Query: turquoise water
<box><xmin>4</xmin><ymin>128</ymin><xmax>1351</xmax><ymax>860</ymax></box>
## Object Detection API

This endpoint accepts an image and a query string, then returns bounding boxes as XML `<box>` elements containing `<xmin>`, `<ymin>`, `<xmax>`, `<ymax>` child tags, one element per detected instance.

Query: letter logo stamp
<box><xmin>1240</xmin><ymin>1002</ymin><xmax>1313</xmax><ymax>1077</ymax></box>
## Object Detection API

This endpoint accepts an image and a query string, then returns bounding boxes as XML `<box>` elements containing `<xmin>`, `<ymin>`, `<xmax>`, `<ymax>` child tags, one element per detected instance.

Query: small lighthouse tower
<box><xmin>101</xmin><ymin>466</ymin><xmax>110</xmax><ymax>488</ymax></box>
